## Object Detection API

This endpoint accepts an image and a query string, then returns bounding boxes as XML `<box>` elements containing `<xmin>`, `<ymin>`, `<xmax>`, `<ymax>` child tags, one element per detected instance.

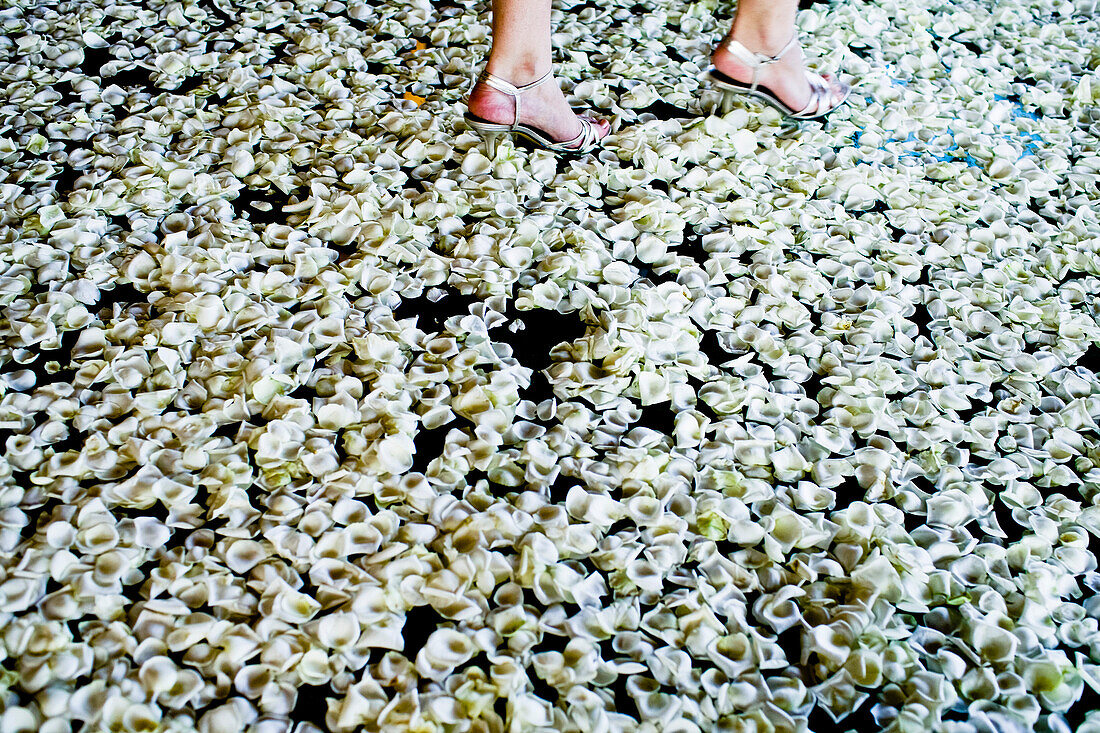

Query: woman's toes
<box><xmin>807</xmin><ymin>72</ymin><xmax>847</xmax><ymax>112</ymax></box>
<box><xmin>820</xmin><ymin>73</ymin><xmax>849</xmax><ymax>94</ymax></box>
<box><xmin>570</xmin><ymin>114</ymin><xmax>611</xmax><ymax>144</ymax></box>
<box><xmin>585</xmin><ymin>116</ymin><xmax>612</xmax><ymax>136</ymax></box>
<box><xmin>564</xmin><ymin>116</ymin><xmax>610</xmax><ymax>149</ymax></box>
<box><xmin>829</xmin><ymin>80</ymin><xmax>849</xmax><ymax>105</ymax></box>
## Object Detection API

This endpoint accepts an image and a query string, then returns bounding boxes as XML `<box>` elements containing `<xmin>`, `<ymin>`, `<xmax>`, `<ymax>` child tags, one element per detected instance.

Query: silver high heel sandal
<box><xmin>463</xmin><ymin>69</ymin><xmax>605</xmax><ymax>157</ymax></box>
<box><xmin>704</xmin><ymin>31</ymin><xmax>852</xmax><ymax>120</ymax></box>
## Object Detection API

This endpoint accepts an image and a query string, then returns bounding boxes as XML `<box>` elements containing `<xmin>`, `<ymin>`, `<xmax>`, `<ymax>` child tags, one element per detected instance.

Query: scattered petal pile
<box><xmin>1</xmin><ymin>0</ymin><xmax>1100</xmax><ymax>730</ymax></box>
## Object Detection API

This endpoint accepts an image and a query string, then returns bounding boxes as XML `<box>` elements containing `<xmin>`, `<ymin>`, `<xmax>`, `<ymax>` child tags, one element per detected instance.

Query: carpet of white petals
<box><xmin>1</xmin><ymin>0</ymin><xmax>1100</xmax><ymax>730</ymax></box>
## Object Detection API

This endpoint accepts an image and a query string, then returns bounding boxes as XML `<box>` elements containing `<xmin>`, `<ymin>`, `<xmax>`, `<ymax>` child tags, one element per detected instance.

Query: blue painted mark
<box><xmin>847</xmin><ymin>81</ymin><xmax>1047</xmax><ymax>173</ymax></box>
<box><xmin>993</xmin><ymin>93</ymin><xmax>1043</xmax><ymax>121</ymax></box>
<box><xmin>861</xmin><ymin>86</ymin><xmax>1047</xmax><ymax>165</ymax></box>
<box><xmin>936</xmin><ymin>127</ymin><xmax>985</xmax><ymax>167</ymax></box>
<box><xmin>1019</xmin><ymin>132</ymin><xmax>1043</xmax><ymax>157</ymax></box>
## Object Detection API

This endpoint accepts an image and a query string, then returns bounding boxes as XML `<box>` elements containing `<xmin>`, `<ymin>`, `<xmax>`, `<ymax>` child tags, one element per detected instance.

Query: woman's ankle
<box><xmin>484</xmin><ymin>54</ymin><xmax>551</xmax><ymax>86</ymax></box>
<box><xmin>729</xmin><ymin>15</ymin><xmax>797</xmax><ymax>54</ymax></box>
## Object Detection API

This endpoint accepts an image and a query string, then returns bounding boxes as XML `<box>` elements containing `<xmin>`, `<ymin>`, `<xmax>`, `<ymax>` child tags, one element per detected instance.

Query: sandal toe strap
<box><xmin>808</xmin><ymin>73</ymin><xmax>831</xmax><ymax>117</ymax></box>
<box><xmin>581</xmin><ymin>118</ymin><xmax>602</xmax><ymax>149</ymax></box>
<box><xmin>555</xmin><ymin>116</ymin><xmax>600</xmax><ymax>152</ymax></box>
<box><xmin>794</xmin><ymin>71</ymin><xmax>835</xmax><ymax>118</ymax></box>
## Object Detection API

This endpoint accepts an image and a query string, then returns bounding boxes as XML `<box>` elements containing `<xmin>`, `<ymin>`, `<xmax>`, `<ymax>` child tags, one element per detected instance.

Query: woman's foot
<box><xmin>711</xmin><ymin>29</ymin><xmax>848</xmax><ymax>115</ymax></box>
<box><xmin>467</xmin><ymin>69</ymin><xmax>611</xmax><ymax>148</ymax></box>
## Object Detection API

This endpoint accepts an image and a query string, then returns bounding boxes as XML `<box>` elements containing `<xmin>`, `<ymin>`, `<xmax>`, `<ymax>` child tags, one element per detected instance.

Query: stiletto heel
<box><xmin>480</xmin><ymin>130</ymin><xmax>503</xmax><ymax>158</ymax></box>
<box><xmin>719</xmin><ymin>90</ymin><xmax>736</xmax><ymax>116</ymax></box>
<box><xmin>465</xmin><ymin>116</ymin><xmax>512</xmax><ymax>158</ymax></box>
<box><xmin>463</xmin><ymin>69</ymin><xmax>605</xmax><ymax>156</ymax></box>
<box><xmin>484</xmin><ymin>131</ymin><xmax>500</xmax><ymax>158</ymax></box>
<box><xmin>704</xmin><ymin>30</ymin><xmax>852</xmax><ymax>121</ymax></box>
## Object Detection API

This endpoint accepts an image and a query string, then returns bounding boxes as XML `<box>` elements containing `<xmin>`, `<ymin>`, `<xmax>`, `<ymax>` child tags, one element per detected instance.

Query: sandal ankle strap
<box><xmin>720</xmin><ymin>31</ymin><xmax>799</xmax><ymax>92</ymax></box>
<box><xmin>477</xmin><ymin>69</ymin><xmax>555</xmax><ymax>128</ymax></box>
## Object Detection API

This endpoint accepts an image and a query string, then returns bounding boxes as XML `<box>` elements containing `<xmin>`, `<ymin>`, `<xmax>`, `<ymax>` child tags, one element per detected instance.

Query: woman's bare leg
<box><xmin>466</xmin><ymin>0</ymin><xmax>610</xmax><ymax>144</ymax></box>
<box><xmin>712</xmin><ymin>0</ymin><xmax>846</xmax><ymax>112</ymax></box>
